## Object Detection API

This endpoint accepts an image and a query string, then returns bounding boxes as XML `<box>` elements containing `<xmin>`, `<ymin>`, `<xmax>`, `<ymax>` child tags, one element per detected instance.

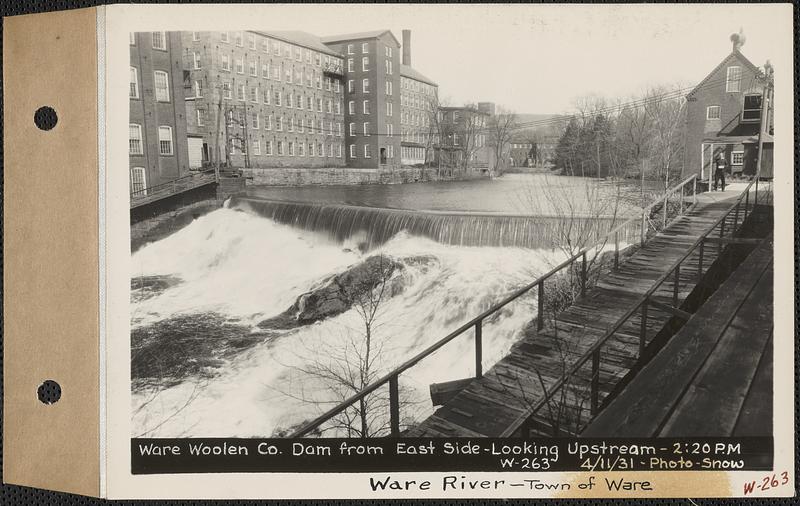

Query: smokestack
<box><xmin>402</xmin><ymin>29</ymin><xmax>411</xmax><ymax>66</ymax></box>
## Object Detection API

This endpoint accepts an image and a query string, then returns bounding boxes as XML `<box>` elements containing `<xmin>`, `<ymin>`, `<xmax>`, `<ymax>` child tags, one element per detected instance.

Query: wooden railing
<box><xmin>130</xmin><ymin>168</ymin><xmax>217</xmax><ymax>207</ymax></box>
<box><xmin>291</xmin><ymin>174</ymin><xmax>701</xmax><ymax>437</ymax></box>
<box><xmin>507</xmin><ymin>174</ymin><xmax>771</xmax><ymax>437</ymax></box>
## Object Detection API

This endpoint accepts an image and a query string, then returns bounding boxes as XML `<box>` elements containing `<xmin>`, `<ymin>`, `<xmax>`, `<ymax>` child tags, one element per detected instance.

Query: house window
<box><xmin>277</xmin><ymin>141</ymin><xmax>284</xmax><ymax>155</ymax></box>
<box><xmin>158</xmin><ymin>126</ymin><xmax>173</xmax><ymax>155</ymax></box>
<box><xmin>129</xmin><ymin>67</ymin><xmax>139</xmax><ymax>98</ymax></box>
<box><xmin>326</xmin><ymin>99</ymin><xmax>333</xmax><ymax>113</ymax></box>
<box><xmin>337</xmin><ymin>122</ymin><xmax>342</xmax><ymax>137</ymax></box>
<box><xmin>335</xmin><ymin>101</ymin><xmax>341</xmax><ymax>115</ymax></box>
<box><xmin>726</xmin><ymin>66</ymin><xmax>741</xmax><ymax>92</ymax></box>
<box><xmin>319</xmin><ymin>143</ymin><xmax>324</xmax><ymax>157</ymax></box>
<box><xmin>151</xmin><ymin>31</ymin><xmax>166</xmax><ymax>50</ymax></box>
<box><xmin>192</xmin><ymin>31</ymin><xmax>201</xmax><ymax>41</ymax></box>
<box><xmin>153</xmin><ymin>71</ymin><xmax>170</xmax><ymax>102</ymax></box>
<box><xmin>194</xmin><ymin>80</ymin><xmax>203</xmax><ymax>98</ymax></box>
<box><xmin>348</xmin><ymin>101</ymin><xmax>355</xmax><ymax>114</ymax></box>
<box><xmin>347</xmin><ymin>44</ymin><xmax>354</xmax><ymax>55</ymax></box>
<box><xmin>235</xmin><ymin>31</ymin><xmax>244</xmax><ymax>47</ymax></box>
<box><xmin>349</xmin><ymin>144</ymin><xmax>356</xmax><ymax>158</ymax></box>
<box><xmin>731</xmin><ymin>151</ymin><xmax>744</xmax><ymax>166</ymax></box>
<box><xmin>220</xmin><ymin>31</ymin><xmax>229</xmax><ymax>43</ymax></box>
<box><xmin>129</xmin><ymin>124</ymin><xmax>143</xmax><ymax>155</ymax></box>
<box><xmin>221</xmin><ymin>55</ymin><xmax>231</xmax><ymax>71</ymax></box>
<box><xmin>363</xmin><ymin>78</ymin><xmax>370</xmax><ymax>93</ymax></box>
<box><xmin>249</xmin><ymin>61</ymin><xmax>257</xmax><ymax>76</ymax></box>
<box><xmin>253</xmin><ymin>140</ymin><xmax>261</xmax><ymax>155</ymax></box>
<box><xmin>362</xmin><ymin>57</ymin><xmax>369</xmax><ymax>72</ymax></box>
<box><xmin>363</xmin><ymin>100</ymin><xmax>370</xmax><ymax>114</ymax></box>
<box><xmin>386</xmin><ymin>81</ymin><xmax>392</xmax><ymax>95</ymax></box>
<box><xmin>335</xmin><ymin>80</ymin><xmax>340</xmax><ymax>93</ymax></box>
<box><xmin>706</xmin><ymin>106</ymin><xmax>721</xmax><ymax>120</ymax></box>
<box><xmin>299</xmin><ymin>118</ymin><xmax>304</xmax><ymax>132</ymax></box>
<box><xmin>348</xmin><ymin>80</ymin><xmax>354</xmax><ymax>93</ymax></box>
<box><xmin>277</xmin><ymin>116</ymin><xmax>283</xmax><ymax>131</ymax></box>
<box><xmin>251</xmin><ymin>112</ymin><xmax>260</xmax><ymax>129</ymax></box>
<box><xmin>337</xmin><ymin>144</ymin><xmax>342</xmax><ymax>158</ymax></box>
<box><xmin>364</xmin><ymin>144</ymin><xmax>371</xmax><ymax>158</ymax></box>
<box><xmin>386</xmin><ymin>102</ymin><xmax>393</xmax><ymax>116</ymax></box>
<box><xmin>265</xmin><ymin>115</ymin><xmax>272</xmax><ymax>130</ymax></box>
<box><xmin>265</xmin><ymin>140</ymin><xmax>273</xmax><ymax>155</ymax></box>
<box><xmin>249</xmin><ymin>87</ymin><xmax>258</xmax><ymax>103</ymax></box>
<box><xmin>236</xmin><ymin>58</ymin><xmax>244</xmax><ymax>74</ymax></box>
<box><xmin>363</xmin><ymin>122</ymin><xmax>370</xmax><ymax>136</ymax></box>
<box><xmin>288</xmin><ymin>141</ymin><xmax>294</xmax><ymax>156</ymax></box>
<box><xmin>130</xmin><ymin>167</ymin><xmax>146</xmax><ymax>195</ymax></box>
<box><xmin>362</xmin><ymin>42</ymin><xmax>369</xmax><ymax>54</ymax></box>
<box><xmin>262</xmin><ymin>63</ymin><xmax>269</xmax><ymax>78</ymax></box>
<box><xmin>248</xmin><ymin>33</ymin><xmax>256</xmax><ymax>50</ymax></box>
<box><xmin>349</xmin><ymin>122</ymin><xmax>355</xmax><ymax>136</ymax></box>
<box><xmin>316</xmin><ymin>98</ymin><xmax>323</xmax><ymax>112</ymax></box>
<box><xmin>237</xmin><ymin>84</ymin><xmax>246</xmax><ymax>101</ymax></box>
<box><xmin>298</xmin><ymin>143</ymin><xmax>305</xmax><ymax>156</ymax></box>
<box><xmin>347</xmin><ymin>59</ymin><xmax>354</xmax><ymax>72</ymax></box>
<box><xmin>742</xmin><ymin>93</ymin><xmax>763</xmax><ymax>122</ymax></box>
<box><xmin>288</xmin><ymin>117</ymin><xmax>294</xmax><ymax>132</ymax></box>
<box><xmin>275</xmin><ymin>91</ymin><xmax>282</xmax><ymax>106</ymax></box>
<box><xmin>325</xmin><ymin>77</ymin><xmax>332</xmax><ymax>91</ymax></box>
<box><xmin>196</xmin><ymin>109</ymin><xmax>205</xmax><ymax>127</ymax></box>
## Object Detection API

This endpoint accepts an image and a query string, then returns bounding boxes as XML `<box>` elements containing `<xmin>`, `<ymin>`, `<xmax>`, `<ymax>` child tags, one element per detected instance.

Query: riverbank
<box><xmin>243</xmin><ymin>165</ymin><xmax>490</xmax><ymax>186</ymax></box>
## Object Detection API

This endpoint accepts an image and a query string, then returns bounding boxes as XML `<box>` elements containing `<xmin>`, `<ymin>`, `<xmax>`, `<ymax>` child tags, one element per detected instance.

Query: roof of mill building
<box><xmin>254</xmin><ymin>30</ymin><xmax>343</xmax><ymax>57</ymax></box>
<box><xmin>400</xmin><ymin>64</ymin><xmax>437</xmax><ymax>87</ymax></box>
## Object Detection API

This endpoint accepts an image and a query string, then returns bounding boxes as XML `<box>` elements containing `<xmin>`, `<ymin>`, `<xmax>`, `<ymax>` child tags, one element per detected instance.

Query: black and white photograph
<box><xmin>127</xmin><ymin>5</ymin><xmax>780</xmax><ymax>449</ymax></box>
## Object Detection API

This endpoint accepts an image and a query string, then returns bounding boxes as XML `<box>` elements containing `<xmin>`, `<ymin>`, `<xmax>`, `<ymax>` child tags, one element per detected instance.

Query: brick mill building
<box><xmin>129</xmin><ymin>31</ymin><xmax>192</xmax><ymax>194</ymax></box>
<box><xmin>434</xmin><ymin>106</ymin><xmax>491</xmax><ymax>169</ymax></box>
<box><xmin>319</xmin><ymin>30</ymin><xmax>402</xmax><ymax>169</ymax></box>
<box><xmin>181</xmin><ymin>30</ymin><xmax>347</xmax><ymax>170</ymax></box>
<box><xmin>684</xmin><ymin>33</ymin><xmax>773</xmax><ymax>181</ymax></box>
<box><xmin>399</xmin><ymin>30</ymin><xmax>438</xmax><ymax>166</ymax></box>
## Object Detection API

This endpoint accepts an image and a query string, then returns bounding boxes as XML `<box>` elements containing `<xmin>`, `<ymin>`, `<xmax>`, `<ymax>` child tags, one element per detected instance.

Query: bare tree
<box><xmin>274</xmin><ymin>254</ymin><xmax>418</xmax><ymax>437</ymax></box>
<box><xmin>487</xmin><ymin>108</ymin><xmax>517</xmax><ymax>177</ymax></box>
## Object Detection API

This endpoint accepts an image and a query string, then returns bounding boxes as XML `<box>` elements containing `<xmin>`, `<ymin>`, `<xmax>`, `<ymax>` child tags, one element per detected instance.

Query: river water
<box><xmin>130</xmin><ymin>174</ymin><xmax>638</xmax><ymax>437</ymax></box>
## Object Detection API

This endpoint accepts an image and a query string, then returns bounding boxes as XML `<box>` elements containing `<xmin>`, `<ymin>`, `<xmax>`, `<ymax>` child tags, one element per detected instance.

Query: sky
<box><xmin>258</xmin><ymin>3</ymin><xmax>790</xmax><ymax>114</ymax></box>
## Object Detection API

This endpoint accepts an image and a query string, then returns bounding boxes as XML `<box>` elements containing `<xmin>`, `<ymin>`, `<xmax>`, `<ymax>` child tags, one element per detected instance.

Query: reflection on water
<box><xmin>246</xmin><ymin>173</ymin><xmax>645</xmax><ymax>216</ymax></box>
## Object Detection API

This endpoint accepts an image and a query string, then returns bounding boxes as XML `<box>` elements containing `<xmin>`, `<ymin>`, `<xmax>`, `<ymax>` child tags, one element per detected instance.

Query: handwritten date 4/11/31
<box><xmin>743</xmin><ymin>472</ymin><xmax>790</xmax><ymax>495</ymax></box>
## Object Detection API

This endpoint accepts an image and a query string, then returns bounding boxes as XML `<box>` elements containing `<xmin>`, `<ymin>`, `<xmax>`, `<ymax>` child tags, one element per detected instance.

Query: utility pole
<box><xmin>213</xmin><ymin>88</ymin><xmax>223</xmax><ymax>184</ymax></box>
<box><xmin>755</xmin><ymin>61</ymin><xmax>774</xmax><ymax>178</ymax></box>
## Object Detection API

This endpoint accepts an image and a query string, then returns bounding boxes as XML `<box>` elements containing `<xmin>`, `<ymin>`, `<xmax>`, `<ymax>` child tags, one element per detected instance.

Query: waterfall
<box><xmin>230</xmin><ymin>196</ymin><xmax>639</xmax><ymax>250</ymax></box>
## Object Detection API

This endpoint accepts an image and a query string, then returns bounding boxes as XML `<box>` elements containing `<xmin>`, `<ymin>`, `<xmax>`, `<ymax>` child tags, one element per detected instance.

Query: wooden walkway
<box><xmin>583</xmin><ymin>237</ymin><xmax>773</xmax><ymax>437</ymax></box>
<box><xmin>408</xmin><ymin>188</ymin><xmax>755</xmax><ymax>438</ymax></box>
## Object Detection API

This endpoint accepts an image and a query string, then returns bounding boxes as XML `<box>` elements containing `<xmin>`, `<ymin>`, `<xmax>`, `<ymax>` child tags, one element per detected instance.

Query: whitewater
<box><xmin>130</xmin><ymin>206</ymin><xmax>573</xmax><ymax>438</ymax></box>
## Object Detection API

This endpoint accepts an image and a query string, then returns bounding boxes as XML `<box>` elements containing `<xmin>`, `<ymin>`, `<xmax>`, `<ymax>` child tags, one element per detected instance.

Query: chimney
<box><xmin>402</xmin><ymin>29</ymin><xmax>411</xmax><ymax>66</ymax></box>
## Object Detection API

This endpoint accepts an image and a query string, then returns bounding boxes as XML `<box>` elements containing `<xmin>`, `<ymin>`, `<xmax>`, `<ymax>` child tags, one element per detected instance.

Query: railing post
<box><xmin>590</xmin><ymin>349</ymin><xmax>600</xmax><ymax>415</ymax></box>
<box><xmin>537</xmin><ymin>282</ymin><xmax>545</xmax><ymax>332</ymax></box>
<box><xmin>389</xmin><ymin>375</ymin><xmax>400</xmax><ymax>436</ymax></box>
<box><xmin>475</xmin><ymin>320</ymin><xmax>483</xmax><ymax>379</ymax></box>
<box><xmin>614</xmin><ymin>231</ymin><xmax>619</xmax><ymax>270</ymax></box>
<box><xmin>581</xmin><ymin>252</ymin><xmax>587</xmax><ymax>298</ymax></box>
<box><xmin>744</xmin><ymin>190</ymin><xmax>750</xmax><ymax>221</ymax></box>
<box><xmin>673</xmin><ymin>265</ymin><xmax>680</xmax><ymax>307</ymax></box>
<box><xmin>697</xmin><ymin>240</ymin><xmax>705</xmax><ymax>282</ymax></box>
<box><xmin>639</xmin><ymin>298</ymin><xmax>648</xmax><ymax>358</ymax></box>
<box><xmin>640</xmin><ymin>212</ymin><xmax>646</xmax><ymax>246</ymax></box>
<box><xmin>755</xmin><ymin>177</ymin><xmax>759</xmax><ymax>206</ymax></box>
<box><xmin>692</xmin><ymin>177</ymin><xmax>697</xmax><ymax>206</ymax></box>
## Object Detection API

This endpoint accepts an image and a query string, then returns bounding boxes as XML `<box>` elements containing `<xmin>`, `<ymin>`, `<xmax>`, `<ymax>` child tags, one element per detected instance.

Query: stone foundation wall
<box><xmin>243</xmin><ymin>166</ymin><xmax>491</xmax><ymax>186</ymax></box>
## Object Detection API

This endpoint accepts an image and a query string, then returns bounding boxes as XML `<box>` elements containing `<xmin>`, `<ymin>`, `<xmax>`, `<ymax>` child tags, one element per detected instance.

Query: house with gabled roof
<box><xmin>684</xmin><ymin>31</ymin><xmax>773</xmax><ymax>181</ymax></box>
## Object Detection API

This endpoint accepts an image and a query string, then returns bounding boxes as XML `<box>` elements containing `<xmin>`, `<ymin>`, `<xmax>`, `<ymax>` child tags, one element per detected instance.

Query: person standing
<box><xmin>713</xmin><ymin>153</ymin><xmax>728</xmax><ymax>191</ymax></box>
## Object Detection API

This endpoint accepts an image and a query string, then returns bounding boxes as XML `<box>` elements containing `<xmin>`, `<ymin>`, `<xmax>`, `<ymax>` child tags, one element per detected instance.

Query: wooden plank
<box><xmin>732</xmin><ymin>334</ymin><xmax>773</xmax><ymax>437</ymax></box>
<box><xmin>659</xmin><ymin>263</ymin><xmax>773</xmax><ymax>436</ymax></box>
<box><xmin>430</xmin><ymin>377</ymin><xmax>474</xmax><ymax>406</ymax></box>
<box><xmin>582</xmin><ymin>242</ymin><xmax>772</xmax><ymax>437</ymax></box>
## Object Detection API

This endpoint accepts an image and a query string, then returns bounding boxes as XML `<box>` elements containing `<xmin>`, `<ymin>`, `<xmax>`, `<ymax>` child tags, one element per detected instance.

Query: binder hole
<box><xmin>37</xmin><ymin>380</ymin><xmax>61</xmax><ymax>405</ymax></box>
<box><xmin>34</xmin><ymin>106</ymin><xmax>58</xmax><ymax>131</ymax></box>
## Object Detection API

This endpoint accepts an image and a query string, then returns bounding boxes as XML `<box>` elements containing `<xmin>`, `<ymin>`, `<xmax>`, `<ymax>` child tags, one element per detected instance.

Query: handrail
<box><xmin>507</xmin><ymin>171</ymin><xmax>766</xmax><ymax>436</ymax></box>
<box><xmin>291</xmin><ymin>173</ymin><xmax>699</xmax><ymax>437</ymax></box>
<box><xmin>131</xmin><ymin>168</ymin><xmax>216</xmax><ymax>200</ymax></box>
